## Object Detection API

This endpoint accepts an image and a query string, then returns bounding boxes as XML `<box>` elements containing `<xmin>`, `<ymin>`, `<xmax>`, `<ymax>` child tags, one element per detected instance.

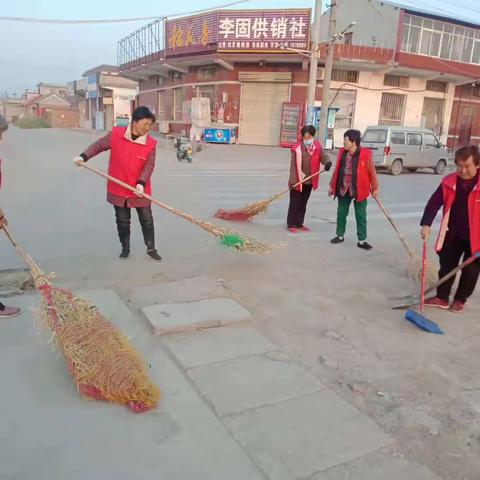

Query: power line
<box><xmin>0</xmin><ymin>0</ymin><xmax>248</xmax><ymax>24</ymax></box>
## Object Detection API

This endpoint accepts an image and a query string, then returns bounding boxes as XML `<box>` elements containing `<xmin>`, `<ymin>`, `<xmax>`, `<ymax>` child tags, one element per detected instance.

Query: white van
<box><xmin>362</xmin><ymin>126</ymin><xmax>450</xmax><ymax>175</ymax></box>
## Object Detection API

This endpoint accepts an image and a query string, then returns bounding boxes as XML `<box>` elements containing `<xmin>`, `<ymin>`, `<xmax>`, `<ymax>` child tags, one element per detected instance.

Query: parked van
<box><xmin>362</xmin><ymin>126</ymin><xmax>450</xmax><ymax>175</ymax></box>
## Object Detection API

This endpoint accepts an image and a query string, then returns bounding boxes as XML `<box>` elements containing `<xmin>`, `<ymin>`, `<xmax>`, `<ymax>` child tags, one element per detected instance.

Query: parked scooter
<box><xmin>174</xmin><ymin>136</ymin><xmax>193</xmax><ymax>163</ymax></box>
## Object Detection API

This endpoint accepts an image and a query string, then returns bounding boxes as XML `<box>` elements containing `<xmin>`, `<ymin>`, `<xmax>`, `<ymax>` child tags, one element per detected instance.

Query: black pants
<box><xmin>437</xmin><ymin>235</ymin><xmax>480</xmax><ymax>303</ymax></box>
<box><xmin>287</xmin><ymin>185</ymin><xmax>313</xmax><ymax>228</ymax></box>
<box><xmin>114</xmin><ymin>205</ymin><xmax>155</xmax><ymax>250</ymax></box>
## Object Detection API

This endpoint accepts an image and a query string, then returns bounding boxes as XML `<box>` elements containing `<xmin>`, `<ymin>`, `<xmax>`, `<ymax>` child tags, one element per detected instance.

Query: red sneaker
<box><xmin>0</xmin><ymin>305</ymin><xmax>21</xmax><ymax>318</ymax></box>
<box><xmin>287</xmin><ymin>227</ymin><xmax>298</xmax><ymax>233</ymax></box>
<box><xmin>424</xmin><ymin>297</ymin><xmax>449</xmax><ymax>309</ymax></box>
<box><xmin>298</xmin><ymin>226</ymin><xmax>311</xmax><ymax>232</ymax></box>
<box><xmin>449</xmin><ymin>300</ymin><xmax>465</xmax><ymax>313</ymax></box>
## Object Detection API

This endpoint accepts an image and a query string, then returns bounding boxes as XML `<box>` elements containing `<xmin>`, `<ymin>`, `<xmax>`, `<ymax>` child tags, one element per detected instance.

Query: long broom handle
<box><xmin>420</xmin><ymin>240</ymin><xmax>427</xmax><ymax>314</ymax></box>
<box><xmin>1</xmin><ymin>224</ymin><xmax>44</xmax><ymax>278</ymax></box>
<box><xmin>77</xmin><ymin>162</ymin><xmax>221</xmax><ymax>234</ymax></box>
<box><xmin>374</xmin><ymin>196</ymin><xmax>415</xmax><ymax>255</ymax></box>
<box><xmin>268</xmin><ymin>169</ymin><xmax>327</xmax><ymax>203</ymax></box>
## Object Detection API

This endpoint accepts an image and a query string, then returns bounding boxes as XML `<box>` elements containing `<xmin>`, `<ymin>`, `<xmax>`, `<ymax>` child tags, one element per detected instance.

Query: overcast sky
<box><xmin>0</xmin><ymin>0</ymin><xmax>477</xmax><ymax>95</ymax></box>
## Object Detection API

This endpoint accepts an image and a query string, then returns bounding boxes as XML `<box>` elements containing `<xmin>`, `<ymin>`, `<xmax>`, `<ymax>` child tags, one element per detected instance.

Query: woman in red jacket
<box><xmin>286</xmin><ymin>125</ymin><xmax>331</xmax><ymax>232</ymax></box>
<box><xmin>0</xmin><ymin>114</ymin><xmax>21</xmax><ymax>318</ymax></box>
<box><xmin>420</xmin><ymin>145</ymin><xmax>480</xmax><ymax>313</ymax></box>
<box><xmin>74</xmin><ymin>106</ymin><xmax>161</xmax><ymax>261</ymax></box>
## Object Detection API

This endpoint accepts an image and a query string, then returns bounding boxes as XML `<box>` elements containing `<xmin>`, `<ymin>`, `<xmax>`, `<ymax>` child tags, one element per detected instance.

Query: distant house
<box><xmin>80</xmin><ymin>65</ymin><xmax>138</xmax><ymax>130</ymax></box>
<box><xmin>25</xmin><ymin>92</ymin><xmax>79</xmax><ymax>128</ymax></box>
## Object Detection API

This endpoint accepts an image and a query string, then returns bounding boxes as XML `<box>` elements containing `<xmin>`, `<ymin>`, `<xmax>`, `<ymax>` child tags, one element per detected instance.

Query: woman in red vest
<box><xmin>74</xmin><ymin>107</ymin><xmax>161</xmax><ymax>261</ymax></box>
<box><xmin>329</xmin><ymin>129</ymin><xmax>379</xmax><ymax>250</ymax></box>
<box><xmin>420</xmin><ymin>145</ymin><xmax>480</xmax><ymax>313</ymax></box>
<box><xmin>286</xmin><ymin>125</ymin><xmax>331</xmax><ymax>232</ymax></box>
<box><xmin>0</xmin><ymin>114</ymin><xmax>21</xmax><ymax>318</ymax></box>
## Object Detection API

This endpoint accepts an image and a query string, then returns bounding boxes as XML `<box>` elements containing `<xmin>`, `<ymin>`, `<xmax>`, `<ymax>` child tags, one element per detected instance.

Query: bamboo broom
<box><xmin>214</xmin><ymin>169</ymin><xmax>327</xmax><ymax>221</ymax></box>
<box><xmin>374</xmin><ymin>196</ymin><xmax>437</xmax><ymax>287</ymax></box>
<box><xmin>2</xmin><ymin>223</ymin><xmax>160</xmax><ymax>413</ymax></box>
<box><xmin>77</xmin><ymin>162</ymin><xmax>273</xmax><ymax>254</ymax></box>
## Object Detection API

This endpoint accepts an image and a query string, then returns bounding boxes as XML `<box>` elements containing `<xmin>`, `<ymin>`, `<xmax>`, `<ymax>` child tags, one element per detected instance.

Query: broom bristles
<box><xmin>407</xmin><ymin>250</ymin><xmax>437</xmax><ymax>289</ymax></box>
<box><xmin>214</xmin><ymin>198</ymin><xmax>272</xmax><ymax>221</ymax></box>
<box><xmin>37</xmin><ymin>284</ymin><xmax>160</xmax><ymax>412</ymax></box>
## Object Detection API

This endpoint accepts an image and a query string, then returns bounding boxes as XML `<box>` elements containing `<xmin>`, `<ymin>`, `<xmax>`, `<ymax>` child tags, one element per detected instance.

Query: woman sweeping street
<box><xmin>74</xmin><ymin>106</ymin><xmax>161</xmax><ymax>261</ymax></box>
<box><xmin>420</xmin><ymin>145</ymin><xmax>480</xmax><ymax>313</ymax></box>
<box><xmin>0</xmin><ymin>115</ymin><xmax>21</xmax><ymax>318</ymax></box>
<box><xmin>286</xmin><ymin>125</ymin><xmax>331</xmax><ymax>233</ymax></box>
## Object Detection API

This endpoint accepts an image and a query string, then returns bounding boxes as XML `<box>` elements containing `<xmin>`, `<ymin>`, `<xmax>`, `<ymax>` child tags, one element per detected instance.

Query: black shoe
<box><xmin>331</xmin><ymin>236</ymin><xmax>345</xmax><ymax>244</ymax></box>
<box><xmin>119</xmin><ymin>247</ymin><xmax>130</xmax><ymax>259</ymax></box>
<box><xmin>357</xmin><ymin>241</ymin><xmax>373</xmax><ymax>250</ymax></box>
<box><xmin>147</xmin><ymin>249</ymin><xmax>162</xmax><ymax>261</ymax></box>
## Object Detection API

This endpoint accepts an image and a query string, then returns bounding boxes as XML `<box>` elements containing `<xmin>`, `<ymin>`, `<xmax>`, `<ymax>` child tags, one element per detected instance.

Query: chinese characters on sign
<box><xmin>217</xmin><ymin>11</ymin><xmax>310</xmax><ymax>52</ymax></box>
<box><xmin>165</xmin><ymin>10</ymin><xmax>311</xmax><ymax>57</ymax></box>
<box><xmin>165</xmin><ymin>12</ymin><xmax>217</xmax><ymax>56</ymax></box>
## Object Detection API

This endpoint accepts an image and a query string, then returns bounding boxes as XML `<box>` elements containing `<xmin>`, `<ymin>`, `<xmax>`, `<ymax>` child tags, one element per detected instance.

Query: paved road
<box><xmin>1</xmin><ymin>127</ymin><xmax>478</xmax><ymax>479</ymax></box>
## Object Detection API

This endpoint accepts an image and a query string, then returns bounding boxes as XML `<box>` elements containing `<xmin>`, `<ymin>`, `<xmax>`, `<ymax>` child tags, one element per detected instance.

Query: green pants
<box><xmin>336</xmin><ymin>196</ymin><xmax>368</xmax><ymax>241</ymax></box>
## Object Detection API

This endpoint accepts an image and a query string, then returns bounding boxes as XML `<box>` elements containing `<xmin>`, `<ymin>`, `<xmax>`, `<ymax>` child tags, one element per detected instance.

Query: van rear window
<box><xmin>363</xmin><ymin>130</ymin><xmax>387</xmax><ymax>143</ymax></box>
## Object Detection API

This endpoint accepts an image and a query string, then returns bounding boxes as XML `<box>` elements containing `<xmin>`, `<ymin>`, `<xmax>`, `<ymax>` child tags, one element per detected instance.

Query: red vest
<box><xmin>331</xmin><ymin>148</ymin><xmax>373</xmax><ymax>202</ymax></box>
<box><xmin>291</xmin><ymin>140</ymin><xmax>322</xmax><ymax>192</ymax></box>
<box><xmin>107</xmin><ymin>127</ymin><xmax>157</xmax><ymax>199</ymax></box>
<box><xmin>435</xmin><ymin>172</ymin><xmax>480</xmax><ymax>253</ymax></box>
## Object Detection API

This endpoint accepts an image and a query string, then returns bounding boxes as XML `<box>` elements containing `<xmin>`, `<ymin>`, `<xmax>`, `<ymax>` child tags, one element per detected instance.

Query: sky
<box><xmin>0</xmin><ymin>0</ymin><xmax>478</xmax><ymax>95</ymax></box>
<box><xmin>0</xmin><ymin>0</ymin><xmax>320</xmax><ymax>94</ymax></box>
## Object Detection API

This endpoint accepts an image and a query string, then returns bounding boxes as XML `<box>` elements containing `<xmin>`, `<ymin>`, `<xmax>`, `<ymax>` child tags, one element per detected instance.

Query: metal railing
<box><xmin>118</xmin><ymin>17</ymin><xmax>165</xmax><ymax>69</ymax></box>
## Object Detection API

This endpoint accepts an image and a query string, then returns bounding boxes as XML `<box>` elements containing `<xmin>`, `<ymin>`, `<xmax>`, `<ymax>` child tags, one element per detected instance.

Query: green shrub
<box><xmin>16</xmin><ymin>118</ymin><xmax>51</xmax><ymax>129</ymax></box>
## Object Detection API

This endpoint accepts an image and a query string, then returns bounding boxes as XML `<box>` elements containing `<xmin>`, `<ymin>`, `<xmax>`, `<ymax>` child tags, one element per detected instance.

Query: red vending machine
<box><xmin>279</xmin><ymin>102</ymin><xmax>304</xmax><ymax>148</ymax></box>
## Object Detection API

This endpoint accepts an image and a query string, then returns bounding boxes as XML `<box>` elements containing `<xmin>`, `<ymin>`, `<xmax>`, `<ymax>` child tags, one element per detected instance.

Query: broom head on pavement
<box><xmin>3</xmin><ymin>226</ymin><xmax>160</xmax><ymax>413</ymax></box>
<box><xmin>405</xmin><ymin>309</ymin><xmax>444</xmax><ymax>334</ymax></box>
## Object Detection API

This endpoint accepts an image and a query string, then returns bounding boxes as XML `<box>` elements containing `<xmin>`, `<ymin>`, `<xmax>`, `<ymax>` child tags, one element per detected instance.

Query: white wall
<box><xmin>320</xmin><ymin>0</ymin><xmax>400</xmax><ymax>49</ymax></box>
<box><xmin>329</xmin><ymin>71</ymin><xmax>455</xmax><ymax>147</ymax></box>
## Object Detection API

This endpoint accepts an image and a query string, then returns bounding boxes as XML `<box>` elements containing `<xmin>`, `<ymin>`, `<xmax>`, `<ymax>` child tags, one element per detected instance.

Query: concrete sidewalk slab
<box><xmin>0</xmin><ymin>290</ymin><xmax>264</xmax><ymax>480</ymax></box>
<box><xmin>315</xmin><ymin>451</ymin><xmax>441</xmax><ymax>479</ymax></box>
<box><xmin>188</xmin><ymin>352</ymin><xmax>324</xmax><ymax>416</ymax></box>
<box><xmin>224</xmin><ymin>391</ymin><xmax>391</xmax><ymax>480</ymax></box>
<box><xmin>143</xmin><ymin>298</ymin><xmax>252</xmax><ymax>335</ymax></box>
<box><xmin>161</xmin><ymin>323</ymin><xmax>277</xmax><ymax>368</ymax></box>
<box><xmin>130</xmin><ymin>275</ymin><xmax>226</xmax><ymax>306</ymax></box>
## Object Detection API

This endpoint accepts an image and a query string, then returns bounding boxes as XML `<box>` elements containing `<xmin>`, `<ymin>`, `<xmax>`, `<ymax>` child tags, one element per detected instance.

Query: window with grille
<box><xmin>426</xmin><ymin>80</ymin><xmax>447</xmax><ymax>92</ymax></box>
<box><xmin>421</xmin><ymin>97</ymin><xmax>445</xmax><ymax>135</ymax></box>
<box><xmin>174</xmin><ymin>88</ymin><xmax>183</xmax><ymax>121</ymax></box>
<box><xmin>384</xmin><ymin>74</ymin><xmax>410</xmax><ymax>88</ymax></box>
<box><xmin>198</xmin><ymin>67</ymin><xmax>216</xmax><ymax>81</ymax></box>
<box><xmin>379</xmin><ymin>93</ymin><xmax>406</xmax><ymax>125</ymax></box>
<box><xmin>331</xmin><ymin>69</ymin><xmax>359</xmax><ymax>83</ymax></box>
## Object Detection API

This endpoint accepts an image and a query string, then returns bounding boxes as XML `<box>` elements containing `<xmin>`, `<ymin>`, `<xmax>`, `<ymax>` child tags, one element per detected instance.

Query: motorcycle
<box><xmin>174</xmin><ymin>136</ymin><xmax>193</xmax><ymax>163</ymax></box>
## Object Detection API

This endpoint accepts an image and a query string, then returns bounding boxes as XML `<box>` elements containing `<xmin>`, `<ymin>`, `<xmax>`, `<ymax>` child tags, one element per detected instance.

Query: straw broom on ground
<box><xmin>214</xmin><ymin>170</ymin><xmax>326</xmax><ymax>221</ymax></box>
<box><xmin>374</xmin><ymin>196</ymin><xmax>437</xmax><ymax>288</ymax></box>
<box><xmin>77</xmin><ymin>162</ymin><xmax>273</xmax><ymax>254</ymax></box>
<box><xmin>2</xmin><ymin>223</ymin><xmax>160</xmax><ymax>413</ymax></box>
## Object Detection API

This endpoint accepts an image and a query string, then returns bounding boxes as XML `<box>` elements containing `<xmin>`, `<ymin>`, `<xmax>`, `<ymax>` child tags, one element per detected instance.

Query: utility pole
<box><xmin>306</xmin><ymin>0</ymin><xmax>323</xmax><ymax>118</ymax></box>
<box><xmin>317</xmin><ymin>0</ymin><xmax>337</xmax><ymax>148</ymax></box>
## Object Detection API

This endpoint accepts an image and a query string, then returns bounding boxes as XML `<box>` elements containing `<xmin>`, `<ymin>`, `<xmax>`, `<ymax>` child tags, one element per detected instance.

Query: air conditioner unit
<box><xmin>317</xmin><ymin>68</ymin><xmax>324</xmax><ymax>80</ymax></box>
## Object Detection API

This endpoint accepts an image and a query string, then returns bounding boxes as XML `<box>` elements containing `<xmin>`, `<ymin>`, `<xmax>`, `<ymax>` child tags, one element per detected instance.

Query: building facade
<box><xmin>80</xmin><ymin>65</ymin><xmax>138</xmax><ymax>131</ymax></box>
<box><xmin>118</xmin><ymin>3</ymin><xmax>480</xmax><ymax>148</ymax></box>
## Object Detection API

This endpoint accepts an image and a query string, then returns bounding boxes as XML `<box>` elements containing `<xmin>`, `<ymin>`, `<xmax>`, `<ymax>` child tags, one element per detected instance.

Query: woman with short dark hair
<box><xmin>329</xmin><ymin>129</ymin><xmax>379</xmax><ymax>250</ymax></box>
<box><xmin>286</xmin><ymin>125</ymin><xmax>332</xmax><ymax>232</ymax></box>
<box><xmin>74</xmin><ymin>106</ymin><xmax>161</xmax><ymax>261</ymax></box>
<box><xmin>420</xmin><ymin>145</ymin><xmax>480</xmax><ymax>313</ymax></box>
